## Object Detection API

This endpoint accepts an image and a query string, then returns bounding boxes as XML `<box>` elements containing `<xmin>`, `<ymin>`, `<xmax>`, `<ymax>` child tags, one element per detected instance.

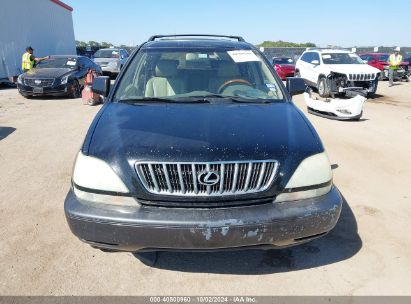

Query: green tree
<box><xmin>101</xmin><ymin>42</ymin><xmax>114</xmax><ymax>48</ymax></box>
<box><xmin>88</xmin><ymin>41</ymin><xmax>100</xmax><ymax>47</ymax></box>
<box><xmin>258</xmin><ymin>40</ymin><xmax>316</xmax><ymax>48</ymax></box>
<box><xmin>75</xmin><ymin>40</ymin><xmax>87</xmax><ymax>47</ymax></box>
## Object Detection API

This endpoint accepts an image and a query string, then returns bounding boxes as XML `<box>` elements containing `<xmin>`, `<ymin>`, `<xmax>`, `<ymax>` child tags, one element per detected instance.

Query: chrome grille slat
<box><xmin>147</xmin><ymin>164</ymin><xmax>160</xmax><ymax>192</ymax></box>
<box><xmin>162</xmin><ymin>164</ymin><xmax>172</xmax><ymax>192</ymax></box>
<box><xmin>231</xmin><ymin>163</ymin><xmax>239</xmax><ymax>192</ymax></box>
<box><xmin>177</xmin><ymin>164</ymin><xmax>185</xmax><ymax>194</ymax></box>
<box><xmin>219</xmin><ymin>163</ymin><xmax>225</xmax><ymax>194</ymax></box>
<box><xmin>206</xmin><ymin>164</ymin><xmax>211</xmax><ymax>195</ymax></box>
<box><xmin>136</xmin><ymin>160</ymin><xmax>278</xmax><ymax>197</ymax></box>
<box><xmin>191</xmin><ymin>164</ymin><xmax>198</xmax><ymax>194</ymax></box>
<box><xmin>25</xmin><ymin>78</ymin><xmax>55</xmax><ymax>87</ymax></box>
<box><xmin>244</xmin><ymin>163</ymin><xmax>253</xmax><ymax>191</ymax></box>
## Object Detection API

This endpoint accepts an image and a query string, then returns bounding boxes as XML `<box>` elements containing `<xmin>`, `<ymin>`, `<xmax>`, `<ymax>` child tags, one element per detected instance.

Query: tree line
<box><xmin>75</xmin><ymin>40</ymin><xmax>129</xmax><ymax>49</ymax></box>
<box><xmin>258</xmin><ymin>40</ymin><xmax>316</xmax><ymax>48</ymax></box>
<box><xmin>76</xmin><ymin>40</ymin><xmax>316</xmax><ymax>49</ymax></box>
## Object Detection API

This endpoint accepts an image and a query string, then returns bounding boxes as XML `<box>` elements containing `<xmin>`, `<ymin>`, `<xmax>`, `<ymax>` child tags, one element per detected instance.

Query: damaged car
<box><xmin>64</xmin><ymin>35</ymin><xmax>343</xmax><ymax>265</ymax></box>
<box><xmin>295</xmin><ymin>49</ymin><xmax>380</xmax><ymax>98</ymax></box>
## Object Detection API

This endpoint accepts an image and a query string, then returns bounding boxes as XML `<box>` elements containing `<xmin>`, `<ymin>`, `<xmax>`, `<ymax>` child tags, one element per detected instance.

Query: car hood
<box><xmin>24</xmin><ymin>68</ymin><xmax>74</xmax><ymax>78</ymax></box>
<box><xmin>86</xmin><ymin>102</ymin><xmax>324</xmax><ymax>198</ymax></box>
<box><xmin>325</xmin><ymin>64</ymin><xmax>380</xmax><ymax>74</ymax></box>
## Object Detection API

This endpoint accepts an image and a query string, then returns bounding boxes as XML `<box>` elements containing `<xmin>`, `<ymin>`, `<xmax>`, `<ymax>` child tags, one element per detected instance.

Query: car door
<box><xmin>297</xmin><ymin>52</ymin><xmax>313</xmax><ymax>82</ymax></box>
<box><xmin>308</xmin><ymin>52</ymin><xmax>322</xmax><ymax>84</ymax></box>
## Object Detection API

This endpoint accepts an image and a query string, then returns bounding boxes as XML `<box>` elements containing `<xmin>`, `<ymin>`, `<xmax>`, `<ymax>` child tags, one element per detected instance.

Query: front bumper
<box><xmin>64</xmin><ymin>186</ymin><xmax>342</xmax><ymax>252</ymax></box>
<box><xmin>17</xmin><ymin>83</ymin><xmax>73</xmax><ymax>97</ymax></box>
<box><xmin>99</xmin><ymin>66</ymin><xmax>120</xmax><ymax>75</ymax></box>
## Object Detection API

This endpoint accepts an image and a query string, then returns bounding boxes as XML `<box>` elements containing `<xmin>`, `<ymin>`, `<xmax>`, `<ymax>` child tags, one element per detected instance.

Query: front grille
<box><xmin>348</xmin><ymin>73</ymin><xmax>375</xmax><ymax>81</ymax></box>
<box><xmin>25</xmin><ymin>78</ymin><xmax>55</xmax><ymax>87</ymax></box>
<box><xmin>136</xmin><ymin>161</ymin><xmax>278</xmax><ymax>197</ymax></box>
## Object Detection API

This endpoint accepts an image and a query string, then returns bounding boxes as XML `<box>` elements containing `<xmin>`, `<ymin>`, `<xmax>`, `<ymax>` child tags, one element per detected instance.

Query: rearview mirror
<box><xmin>286</xmin><ymin>77</ymin><xmax>306</xmax><ymax>96</ymax></box>
<box><xmin>311</xmin><ymin>60</ymin><xmax>320</xmax><ymax>65</ymax></box>
<box><xmin>92</xmin><ymin>76</ymin><xmax>110</xmax><ymax>97</ymax></box>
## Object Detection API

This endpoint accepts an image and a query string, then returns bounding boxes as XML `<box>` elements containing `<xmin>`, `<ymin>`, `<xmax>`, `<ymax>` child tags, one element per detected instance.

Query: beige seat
<box><xmin>145</xmin><ymin>60</ymin><xmax>184</xmax><ymax>97</ymax></box>
<box><xmin>209</xmin><ymin>61</ymin><xmax>241</xmax><ymax>93</ymax></box>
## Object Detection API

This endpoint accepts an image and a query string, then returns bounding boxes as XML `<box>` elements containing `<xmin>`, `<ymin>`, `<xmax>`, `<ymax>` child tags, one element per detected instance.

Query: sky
<box><xmin>65</xmin><ymin>0</ymin><xmax>411</xmax><ymax>47</ymax></box>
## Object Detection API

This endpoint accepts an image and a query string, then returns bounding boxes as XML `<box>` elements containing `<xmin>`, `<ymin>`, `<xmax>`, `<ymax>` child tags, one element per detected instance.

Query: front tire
<box><xmin>367</xmin><ymin>78</ymin><xmax>379</xmax><ymax>98</ymax></box>
<box><xmin>317</xmin><ymin>77</ymin><xmax>330</xmax><ymax>98</ymax></box>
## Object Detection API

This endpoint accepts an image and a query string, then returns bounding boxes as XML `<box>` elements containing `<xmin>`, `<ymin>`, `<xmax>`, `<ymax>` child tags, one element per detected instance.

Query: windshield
<box><xmin>94</xmin><ymin>49</ymin><xmax>120</xmax><ymax>58</ymax></box>
<box><xmin>322</xmin><ymin>53</ymin><xmax>364</xmax><ymax>64</ymax></box>
<box><xmin>36</xmin><ymin>57</ymin><xmax>77</xmax><ymax>69</ymax></box>
<box><xmin>114</xmin><ymin>49</ymin><xmax>284</xmax><ymax>102</ymax></box>
<box><xmin>273</xmin><ymin>58</ymin><xmax>294</xmax><ymax>64</ymax></box>
<box><xmin>379</xmin><ymin>55</ymin><xmax>389</xmax><ymax>61</ymax></box>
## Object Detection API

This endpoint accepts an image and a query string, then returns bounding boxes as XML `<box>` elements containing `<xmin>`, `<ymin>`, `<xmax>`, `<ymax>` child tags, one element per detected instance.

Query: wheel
<box><xmin>367</xmin><ymin>78</ymin><xmax>379</xmax><ymax>98</ymax></box>
<box><xmin>133</xmin><ymin>251</ymin><xmax>158</xmax><ymax>266</ymax></box>
<box><xmin>317</xmin><ymin>77</ymin><xmax>330</xmax><ymax>98</ymax></box>
<box><xmin>70</xmin><ymin>80</ymin><xmax>81</xmax><ymax>98</ymax></box>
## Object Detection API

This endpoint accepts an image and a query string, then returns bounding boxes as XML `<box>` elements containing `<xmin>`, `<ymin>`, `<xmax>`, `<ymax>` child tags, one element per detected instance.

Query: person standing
<box><xmin>388</xmin><ymin>47</ymin><xmax>403</xmax><ymax>87</ymax></box>
<box><xmin>21</xmin><ymin>46</ymin><xmax>48</xmax><ymax>73</ymax></box>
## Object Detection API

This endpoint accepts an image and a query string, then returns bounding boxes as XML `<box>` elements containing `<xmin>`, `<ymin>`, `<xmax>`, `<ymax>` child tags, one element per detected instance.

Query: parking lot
<box><xmin>1</xmin><ymin>80</ymin><xmax>411</xmax><ymax>295</ymax></box>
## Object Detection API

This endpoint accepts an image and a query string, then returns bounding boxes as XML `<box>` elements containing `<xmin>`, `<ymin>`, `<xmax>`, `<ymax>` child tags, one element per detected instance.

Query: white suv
<box><xmin>295</xmin><ymin>49</ymin><xmax>380</xmax><ymax>98</ymax></box>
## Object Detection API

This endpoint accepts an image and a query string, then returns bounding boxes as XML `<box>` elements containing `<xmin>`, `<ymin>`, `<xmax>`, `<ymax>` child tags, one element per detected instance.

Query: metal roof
<box><xmin>50</xmin><ymin>0</ymin><xmax>73</xmax><ymax>12</ymax></box>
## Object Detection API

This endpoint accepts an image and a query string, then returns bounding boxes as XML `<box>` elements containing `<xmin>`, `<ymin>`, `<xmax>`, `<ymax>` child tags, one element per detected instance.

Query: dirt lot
<box><xmin>1</xmin><ymin>81</ymin><xmax>411</xmax><ymax>295</ymax></box>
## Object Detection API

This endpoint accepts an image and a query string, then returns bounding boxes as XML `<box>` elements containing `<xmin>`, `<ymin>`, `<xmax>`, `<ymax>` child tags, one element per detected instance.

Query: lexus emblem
<box><xmin>198</xmin><ymin>170</ymin><xmax>220</xmax><ymax>186</ymax></box>
<box><xmin>34</xmin><ymin>80</ymin><xmax>41</xmax><ymax>85</ymax></box>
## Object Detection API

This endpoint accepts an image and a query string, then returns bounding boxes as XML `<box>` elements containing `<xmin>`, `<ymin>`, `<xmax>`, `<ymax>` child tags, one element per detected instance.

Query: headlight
<box><xmin>73</xmin><ymin>152</ymin><xmax>129</xmax><ymax>193</ymax></box>
<box><xmin>73</xmin><ymin>187</ymin><xmax>137</xmax><ymax>207</ymax></box>
<box><xmin>275</xmin><ymin>152</ymin><xmax>332</xmax><ymax>202</ymax></box>
<box><xmin>17</xmin><ymin>74</ymin><xmax>24</xmax><ymax>85</ymax></box>
<box><xmin>60</xmin><ymin>75</ymin><xmax>69</xmax><ymax>85</ymax></box>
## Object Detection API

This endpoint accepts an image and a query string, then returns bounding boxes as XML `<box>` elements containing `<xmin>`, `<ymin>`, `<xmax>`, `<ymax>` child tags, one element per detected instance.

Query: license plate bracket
<box><xmin>33</xmin><ymin>87</ymin><xmax>43</xmax><ymax>94</ymax></box>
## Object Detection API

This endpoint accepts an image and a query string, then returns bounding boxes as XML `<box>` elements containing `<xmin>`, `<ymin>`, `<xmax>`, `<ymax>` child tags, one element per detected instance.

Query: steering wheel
<box><xmin>218</xmin><ymin>79</ymin><xmax>253</xmax><ymax>94</ymax></box>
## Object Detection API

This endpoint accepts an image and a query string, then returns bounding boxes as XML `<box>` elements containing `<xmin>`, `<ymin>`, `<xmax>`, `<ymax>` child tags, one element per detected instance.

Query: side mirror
<box><xmin>92</xmin><ymin>76</ymin><xmax>110</xmax><ymax>97</ymax></box>
<box><xmin>311</xmin><ymin>60</ymin><xmax>320</xmax><ymax>65</ymax></box>
<box><xmin>286</xmin><ymin>77</ymin><xmax>306</xmax><ymax>96</ymax></box>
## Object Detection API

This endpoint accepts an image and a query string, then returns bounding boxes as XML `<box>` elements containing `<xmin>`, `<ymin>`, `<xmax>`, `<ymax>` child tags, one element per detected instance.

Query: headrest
<box><xmin>155</xmin><ymin>60</ymin><xmax>179</xmax><ymax>77</ymax></box>
<box><xmin>186</xmin><ymin>53</ymin><xmax>197</xmax><ymax>61</ymax></box>
<box><xmin>217</xmin><ymin>61</ymin><xmax>240</xmax><ymax>77</ymax></box>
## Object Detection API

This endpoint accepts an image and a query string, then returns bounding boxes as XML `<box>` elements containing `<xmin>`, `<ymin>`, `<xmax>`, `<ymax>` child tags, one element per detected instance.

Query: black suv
<box><xmin>65</xmin><ymin>35</ymin><xmax>342</xmax><ymax>263</ymax></box>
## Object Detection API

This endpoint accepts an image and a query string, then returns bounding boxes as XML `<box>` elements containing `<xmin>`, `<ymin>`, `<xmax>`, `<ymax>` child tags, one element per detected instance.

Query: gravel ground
<box><xmin>0</xmin><ymin>80</ymin><xmax>410</xmax><ymax>295</ymax></box>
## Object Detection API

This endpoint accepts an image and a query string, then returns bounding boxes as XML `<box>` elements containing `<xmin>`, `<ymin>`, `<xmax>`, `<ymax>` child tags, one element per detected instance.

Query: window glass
<box><xmin>94</xmin><ymin>49</ymin><xmax>120</xmax><ymax>58</ymax></box>
<box><xmin>321</xmin><ymin>53</ymin><xmax>364</xmax><ymax>64</ymax></box>
<box><xmin>114</xmin><ymin>49</ymin><xmax>285</xmax><ymax>102</ymax></box>
<box><xmin>36</xmin><ymin>57</ymin><xmax>77</xmax><ymax>69</ymax></box>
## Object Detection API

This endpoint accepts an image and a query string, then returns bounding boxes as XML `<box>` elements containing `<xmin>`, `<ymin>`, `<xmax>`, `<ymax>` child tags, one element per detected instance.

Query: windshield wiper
<box><xmin>187</xmin><ymin>94</ymin><xmax>273</xmax><ymax>104</ymax></box>
<box><xmin>119</xmin><ymin>97</ymin><xmax>210</xmax><ymax>104</ymax></box>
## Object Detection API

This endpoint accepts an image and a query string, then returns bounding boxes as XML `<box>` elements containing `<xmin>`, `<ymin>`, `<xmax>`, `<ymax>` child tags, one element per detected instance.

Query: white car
<box><xmin>295</xmin><ymin>49</ymin><xmax>381</xmax><ymax>98</ymax></box>
<box><xmin>92</xmin><ymin>48</ymin><xmax>129</xmax><ymax>76</ymax></box>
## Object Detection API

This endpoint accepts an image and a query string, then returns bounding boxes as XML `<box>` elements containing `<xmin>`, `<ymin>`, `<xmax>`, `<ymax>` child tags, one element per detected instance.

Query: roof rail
<box><xmin>148</xmin><ymin>34</ymin><xmax>245</xmax><ymax>42</ymax></box>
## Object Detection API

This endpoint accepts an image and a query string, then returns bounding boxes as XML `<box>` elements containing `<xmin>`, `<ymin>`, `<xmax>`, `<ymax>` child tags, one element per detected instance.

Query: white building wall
<box><xmin>0</xmin><ymin>0</ymin><xmax>76</xmax><ymax>79</ymax></box>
